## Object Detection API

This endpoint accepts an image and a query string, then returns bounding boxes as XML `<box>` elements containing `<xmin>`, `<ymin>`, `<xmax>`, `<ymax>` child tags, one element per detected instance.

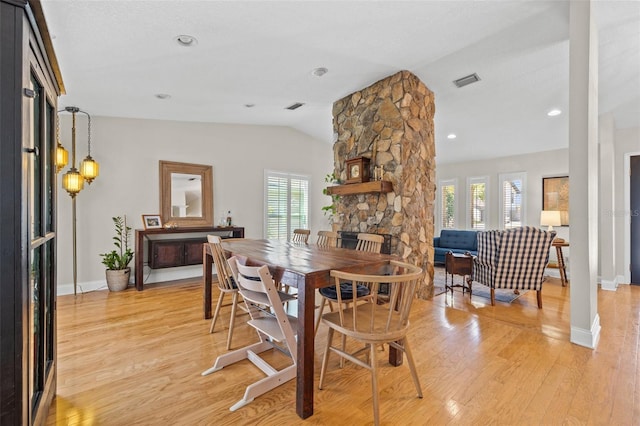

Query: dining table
<box><xmin>201</xmin><ymin>238</ymin><xmax>398</xmax><ymax>419</ymax></box>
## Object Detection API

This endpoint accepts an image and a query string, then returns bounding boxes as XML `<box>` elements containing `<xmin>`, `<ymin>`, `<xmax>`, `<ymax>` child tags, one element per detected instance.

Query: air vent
<box><xmin>453</xmin><ymin>73</ymin><xmax>481</xmax><ymax>88</ymax></box>
<box><xmin>285</xmin><ymin>102</ymin><xmax>305</xmax><ymax>110</ymax></box>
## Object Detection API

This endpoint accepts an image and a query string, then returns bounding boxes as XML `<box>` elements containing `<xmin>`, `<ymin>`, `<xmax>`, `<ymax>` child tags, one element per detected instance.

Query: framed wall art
<box><xmin>542</xmin><ymin>176</ymin><xmax>569</xmax><ymax>225</ymax></box>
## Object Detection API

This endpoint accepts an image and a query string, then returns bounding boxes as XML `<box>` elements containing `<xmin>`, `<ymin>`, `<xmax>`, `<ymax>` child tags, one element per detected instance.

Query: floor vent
<box><xmin>453</xmin><ymin>73</ymin><xmax>481</xmax><ymax>88</ymax></box>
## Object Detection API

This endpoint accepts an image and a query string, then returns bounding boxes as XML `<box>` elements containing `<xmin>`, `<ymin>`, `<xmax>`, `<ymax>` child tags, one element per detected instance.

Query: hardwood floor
<box><xmin>47</xmin><ymin>277</ymin><xmax>639</xmax><ymax>425</ymax></box>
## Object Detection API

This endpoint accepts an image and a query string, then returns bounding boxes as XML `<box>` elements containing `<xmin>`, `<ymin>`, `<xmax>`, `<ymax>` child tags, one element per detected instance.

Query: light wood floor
<box><xmin>47</xmin><ymin>277</ymin><xmax>639</xmax><ymax>425</ymax></box>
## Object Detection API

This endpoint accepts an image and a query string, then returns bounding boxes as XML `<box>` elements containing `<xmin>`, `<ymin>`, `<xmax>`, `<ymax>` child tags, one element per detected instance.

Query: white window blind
<box><xmin>468</xmin><ymin>177</ymin><xmax>488</xmax><ymax>230</ymax></box>
<box><xmin>499</xmin><ymin>172</ymin><xmax>526</xmax><ymax>229</ymax></box>
<box><xmin>439</xmin><ymin>179</ymin><xmax>456</xmax><ymax>229</ymax></box>
<box><xmin>265</xmin><ymin>171</ymin><xmax>309</xmax><ymax>240</ymax></box>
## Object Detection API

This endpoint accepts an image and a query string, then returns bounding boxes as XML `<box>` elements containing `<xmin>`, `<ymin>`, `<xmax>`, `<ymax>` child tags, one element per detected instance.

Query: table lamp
<box><xmin>540</xmin><ymin>210</ymin><xmax>561</xmax><ymax>231</ymax></box>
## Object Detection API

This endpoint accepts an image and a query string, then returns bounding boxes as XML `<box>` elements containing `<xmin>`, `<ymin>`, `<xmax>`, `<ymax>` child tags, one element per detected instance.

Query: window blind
<box><xmin>265</xmin><ymin>171</ymin><xmax>309</xmax><ymax>240</ymax></box>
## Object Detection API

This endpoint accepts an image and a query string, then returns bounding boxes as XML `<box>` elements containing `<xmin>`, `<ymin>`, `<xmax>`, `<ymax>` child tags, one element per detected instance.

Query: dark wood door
<box><xmin>631</xmin><ymin>155</ymin><xmax>640</xmax><ymax>284</ymax></box>
<box><xmin>150</xmin><ymin>241</ymin><xmax>185</xmax><ymax>269</ymax></box>
<box><xmin>0</xmin><ymin>2</ymin><xmax>61</xmax><ymax>423</ymax></box>
<box><xmin>184</xmin><ymin>239</ymin><xmax>205</xmax><ymax>265</ymax></box>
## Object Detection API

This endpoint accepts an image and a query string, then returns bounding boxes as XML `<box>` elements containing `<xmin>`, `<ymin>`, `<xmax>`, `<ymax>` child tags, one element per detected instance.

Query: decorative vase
<box><xmin>105</xmin><ymin>268</ymin><xmax>130</xmax><ymax>292</ymax></box>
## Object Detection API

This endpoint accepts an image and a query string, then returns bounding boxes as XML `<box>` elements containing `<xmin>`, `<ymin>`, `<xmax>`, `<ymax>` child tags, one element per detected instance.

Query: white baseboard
<box><xmin>570</xmin><ymin>313</ymin><xmax>601</xmax><ymax>349</ymax></box>
<box><xmin>58</xmin><ymin>279</ymin><xmax>109</xmax><ymax>296</ymax></box>
<box><xmin>600</xmin><ymin>276</ymin><xmax>618</xmax><ymax>291</ymax></box>
<box><xmin>616</xmin><ymin>275</ymin><xmax>628</xmax><ymax>285</ymax></box>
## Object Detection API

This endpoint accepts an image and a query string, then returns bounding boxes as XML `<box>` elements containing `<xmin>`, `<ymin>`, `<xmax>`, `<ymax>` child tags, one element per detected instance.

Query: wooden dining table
<box><xmin>202</xmin><ymin>238</ymin><xmax>398</xmax><ymax>419</ymax></box>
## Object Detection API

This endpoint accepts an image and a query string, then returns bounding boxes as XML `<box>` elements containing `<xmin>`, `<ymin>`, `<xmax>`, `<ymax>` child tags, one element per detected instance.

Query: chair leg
<box><xmin>490</xmin><ymin>288</ymin><xmax>495</xmax><ymax>306</ymax></box>
<box><xmin>369</xmin><ymin>343</ymin><xmax>380</xmax><ymax>426</ymax></box>
<box><xmin>402</xmin><ymin>339</ymin><xmax>423</xmax><ymax>398</ymax></box>
<box><xmin>537</xmin><ymin>290</ymin><xmax>543</xmax><ymax>309</ymax></box>
<box><xmin>210</xmin><ymin>292</ymin><xmax>226</xmax><ymax>333</ymax></box>
<box><xmin>226</xmin><ymin>292</ymin><xmax>239</xmax><ymax>349</ymax></box>
<box><xmin>318</xmin><ymin>327</ymin><xmax>335</xmax><ymax>390</ymax></box>
<box><xmin>314</xmin><ymin>297</ymin><xmax>327</xmax><ymax>335</ymax></box>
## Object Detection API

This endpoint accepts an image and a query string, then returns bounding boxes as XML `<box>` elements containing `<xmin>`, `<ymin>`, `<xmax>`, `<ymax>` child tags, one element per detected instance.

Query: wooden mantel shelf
<box><xmin>325</xmin><ymin>180</ymin><xmax>393</xmax><ymax>196</ymax></box>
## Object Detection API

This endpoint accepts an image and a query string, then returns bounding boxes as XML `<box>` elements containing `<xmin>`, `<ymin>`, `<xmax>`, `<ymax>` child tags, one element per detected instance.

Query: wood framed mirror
<box><xmin>160</xmin><ymin>160</ymin><xmax>213</xmax><ymax>227</ymax></box>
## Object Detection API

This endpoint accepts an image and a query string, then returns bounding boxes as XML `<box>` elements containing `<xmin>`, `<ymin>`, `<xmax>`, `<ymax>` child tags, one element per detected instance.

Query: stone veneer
<box><xmin>332</xmin><ymin>70</ymin><xmax>436</xmax><ymax>298</ymax></box>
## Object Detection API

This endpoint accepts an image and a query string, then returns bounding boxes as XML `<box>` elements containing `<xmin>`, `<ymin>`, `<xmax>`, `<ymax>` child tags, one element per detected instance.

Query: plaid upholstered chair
<box><xmin>472</xmin><ymin>226</ymin><xmax>556</xmax><ymax>308</ymax></box>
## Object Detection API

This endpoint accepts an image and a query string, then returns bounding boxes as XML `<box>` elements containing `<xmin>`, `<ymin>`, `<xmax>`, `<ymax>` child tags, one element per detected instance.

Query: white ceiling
<box><xmin>41</xmin><ymin>0</ymin><xmax>640</xmax><ymax>164</ymax></box>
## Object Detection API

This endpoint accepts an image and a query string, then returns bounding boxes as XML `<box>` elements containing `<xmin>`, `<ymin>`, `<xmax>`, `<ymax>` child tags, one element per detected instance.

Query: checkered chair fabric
<box><xmin>472</xmin><ymin>226</ymin><xmax>556</xmax><ymax>307</ymax></box>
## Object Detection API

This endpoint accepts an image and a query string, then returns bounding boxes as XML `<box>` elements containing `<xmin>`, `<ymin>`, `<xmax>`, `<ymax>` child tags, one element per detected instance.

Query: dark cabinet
<box><xmin>135</xmin><ymin>226</ymin><xmax>245</xmax><ymax>290</ymax></box>
<box><xmin>149</xmin><ymin>238</ymin><xmax>207</xmax><ymax>269</ymax></box>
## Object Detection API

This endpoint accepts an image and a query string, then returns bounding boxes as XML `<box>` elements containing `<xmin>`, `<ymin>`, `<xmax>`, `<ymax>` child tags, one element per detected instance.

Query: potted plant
<box><xmin>322</xmin><ymin>172</ymin><xmax>342</xmax><ymax>231</ymax></box>
<box><xmin>100</xmin><ymin>216</ymin><xmax>134</xmax><ymax>291</ymax></box>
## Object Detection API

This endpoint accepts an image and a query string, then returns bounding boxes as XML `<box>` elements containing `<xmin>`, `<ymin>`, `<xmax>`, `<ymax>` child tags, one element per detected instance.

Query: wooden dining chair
<box><xmin>292</xmin><ymin>228</ymin><xmax>311</xmax><ymax>244</ymax></box>
<box><xmin>201</xmin><ymin>259</ymin><xmax>298</xmax><ymax>412</ymax></box>
<box><xmin>355</xmin><ymin>232</ymin><xmax>384</xmax><ymax>253</ymax></box>
<box><xmin>316</xmin><ymin>230</ymin><xmax>339</xmax><ymax>248</ymax></box>
<box><xmin>206</xmin><ymin>235</ymin><xmax>246</xmax><ymax>350</ymax></box>
<box><xmin>314</xmin><ymin>232</ymin><xmax>384</xmax><ymax>334</ymax></box>
<box><xmin>318</xmin><ymin>261</ymin><xmax>424</xmax><ymax>426</ymax></box>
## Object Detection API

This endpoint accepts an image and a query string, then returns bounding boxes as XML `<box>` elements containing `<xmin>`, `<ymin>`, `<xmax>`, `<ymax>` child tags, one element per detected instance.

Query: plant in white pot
<box><xmin>100</xmin><ymin>216</ymin><xmax>134</xmax><ymax>291</ymax></box>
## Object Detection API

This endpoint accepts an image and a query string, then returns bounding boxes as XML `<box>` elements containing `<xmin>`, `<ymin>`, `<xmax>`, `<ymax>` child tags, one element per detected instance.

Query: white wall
<box><xmin>56</xmin><ymin>116</ymin><xmax>333</xmax><ymax>294</ymax></box>
<box><xmin>436</xmin><ymin>148</ymin><xmax>570</xmax><ymax>239</ymax></box>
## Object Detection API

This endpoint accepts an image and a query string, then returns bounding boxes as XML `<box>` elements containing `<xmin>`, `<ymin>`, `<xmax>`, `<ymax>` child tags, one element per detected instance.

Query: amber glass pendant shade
<box><xmin>55</xmin><ymin>142</ymin><xmax>68</xmax><ymax>173</ymax></box>
<box><xmin>80</xmin><ymin>155</ymin><xmax>99</xmax><ymax>184</ymax></box>
<box><xmin>62</xmin><ymin>168</ymin><xmax>84</xmax><ymax>197</ymax></box>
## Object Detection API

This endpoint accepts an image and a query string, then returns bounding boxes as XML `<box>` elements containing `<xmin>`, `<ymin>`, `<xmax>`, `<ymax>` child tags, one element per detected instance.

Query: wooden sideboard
<box><xmin>134</xmin><ymin>226</ymin><xmax>244</xmax><ymax>290</ymax></box>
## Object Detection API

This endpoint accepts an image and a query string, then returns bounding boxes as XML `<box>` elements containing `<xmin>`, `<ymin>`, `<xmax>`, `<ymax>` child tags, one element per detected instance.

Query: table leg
<box><xmin>203</xmin><ymin>245</ymin><xmax>213</xmax><ymax>319</ymax></box>
<box><xmin>135</xmin><ymin>231</ymin><xmax>144</xmax><ymax>291</ymax></box>
<box><xmin>556</xmin><ymin>246</ymin><xmax>568</xmax><ymax>286</ymax></box>
<box><xmin>296</xmin><ymin>277</ymin><xmax>314</xmax><ymax>419</ymax></box>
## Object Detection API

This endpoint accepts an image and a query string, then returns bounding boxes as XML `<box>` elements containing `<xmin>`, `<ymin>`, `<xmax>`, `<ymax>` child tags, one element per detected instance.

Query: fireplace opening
<box><xmin>338</xmin><ymin>231</ymin><xmax>391</xmax><ymax>255</ymax></box>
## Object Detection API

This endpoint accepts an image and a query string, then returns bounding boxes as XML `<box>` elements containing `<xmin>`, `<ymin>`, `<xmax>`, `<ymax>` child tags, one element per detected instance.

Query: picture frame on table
<box><xmin>142</xmin><ymin>214</ymin><xmax>163</xmax><ymax>230</ymax></box>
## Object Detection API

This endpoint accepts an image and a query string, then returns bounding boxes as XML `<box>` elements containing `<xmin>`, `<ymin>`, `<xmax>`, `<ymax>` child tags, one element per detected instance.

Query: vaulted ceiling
<box><xmin>41</xmin><ymin>0</ymin><xmax>640</xmax><ymax>164</ymax></box>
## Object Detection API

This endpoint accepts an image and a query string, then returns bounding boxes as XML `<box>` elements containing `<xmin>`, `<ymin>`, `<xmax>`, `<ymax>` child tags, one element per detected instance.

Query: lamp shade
<box><xmin>540</xmin><ymin>210</ymin><xmax>561</xmax><ymax>231</ymax></box>
<box><xmin>80</xmin><ymin>155</ymin><xmax>99</xmax><ymax>184</ymax></box>
<box><xmin>55</xmin><ymin>142</ymin><xmax>69</xmax><ymax>173</ymax></box>
<box><xmin>62</xmin><ymin>168</ymin><xmax>84</xmax><ymax>197</ymax></box>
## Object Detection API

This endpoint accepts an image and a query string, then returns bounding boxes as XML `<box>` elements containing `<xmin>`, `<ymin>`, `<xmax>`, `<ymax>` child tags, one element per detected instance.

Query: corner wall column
<box><xmin>569</xmin><ymin>0</ymin><xmax>600</xmax><ymax>348</ymax></box>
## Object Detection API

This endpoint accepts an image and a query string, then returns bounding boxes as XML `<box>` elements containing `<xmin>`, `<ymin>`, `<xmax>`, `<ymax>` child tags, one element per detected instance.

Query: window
<box><xmin>467</xmin><ymin>176</ymin><xmax>488</xmax><ymax>230</ymax></box>
<box><xmin>499</xmin><ymin>172</ymin><xmax>526</xmax><ymax>229</ymax></box>
<box><xmin>439</xmin><ymin>179</ymin><xmax>457</xmax><ymax>229</ymax></box>
<box><xmin>264</xmin><ymin>170</ymin><xmax>309</xmax><ymax>240</ymax></box>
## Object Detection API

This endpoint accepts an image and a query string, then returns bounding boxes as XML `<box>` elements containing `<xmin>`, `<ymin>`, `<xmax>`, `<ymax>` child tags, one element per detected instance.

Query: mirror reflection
<box><xmin>171</xmin><ymin>173</ymin><xmax>202</xmax><ymax>217</ymax></box>
<box><xmin>159</xmin><ymin>160</ymin><xmax>213</xmax><ymax>227</ymax></box>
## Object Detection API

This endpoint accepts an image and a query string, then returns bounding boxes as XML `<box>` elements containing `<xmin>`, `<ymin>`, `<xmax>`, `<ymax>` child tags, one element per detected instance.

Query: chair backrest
<box><xmin>475</xmin><ymin>226</ymin><xmax>556</xmax><ymax>291</ymax></box>
<box><xmin>207</xmin><ymin>235</ymin><xmax>236</xmax><ymax>291</ymax></box>
<box><xmin>355</xmin><ymin>233</ymin><xmax>384</xmax><ymax>254</ymax></box>
<box><xmin>328</xmin><ymin>261</ymin><xmax>423</xmax><ymax>340</ymax></box>
<box><xmin>292</xmin><ymin>229</ymin><xmax>310</xmax><ymax>244</ymax></box>
<box><xmin>232</xmin><ymin>259</ymin><xmax>297</xmax><ymax>360</ymax></box>
<box><xmin>316</xmin><ymin>230</ymin><xmax>339</xmax><ymax>248</ymax></box>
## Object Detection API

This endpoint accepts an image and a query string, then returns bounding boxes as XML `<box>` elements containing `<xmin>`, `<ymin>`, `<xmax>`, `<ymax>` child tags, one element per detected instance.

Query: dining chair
<box><xmin>201</xmin><ymin>259</ymin><xmax>298</xmax><ymax>412</ymax></box>
<box><xmin>206</xmin><ymin>235</ymin><xmax>246</xmax><ymax>350</ymax></box>
<box><xmin>292</xmin><ymin>228</ymin><xmax>311</xmax><ymax>244</ymax></box>
<box><xmin>318</xmin><ymin>260</ymin><xmax>424</xmax><ymax>426</ymax></box>
<box><xmin>316</xmin><ymin>230</ymin><xmax>339</xmax><ymax>248</ymax></box>
<box><xmin>314</xmin><ymin>232</ymin><xmax>384</xmax><ymax>334</ymax></box>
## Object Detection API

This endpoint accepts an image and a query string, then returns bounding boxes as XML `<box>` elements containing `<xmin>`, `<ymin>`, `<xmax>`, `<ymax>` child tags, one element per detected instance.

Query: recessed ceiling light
<box><xmin>311</xmin><ymin>67</ymin><xmax>328</xmax><ymax>77</ymax></box>
<box><xmin>447</xmin><ymin>133</ymin><xmax>457</xmax><ymax>139</ymax></box>
<box><xmin>547</xmin><ymin>109</ymin><xmax>562</xmax><ymax>116</ymax></box>
<box><xmin>155</xmin><ymin>93</ymin><xmax>171</xmax><ymax>100</ymax></box>
<box><xmin>175</xmin><ymin>34</ymin><xmax>198</xmax><ymax>47</ymax></box>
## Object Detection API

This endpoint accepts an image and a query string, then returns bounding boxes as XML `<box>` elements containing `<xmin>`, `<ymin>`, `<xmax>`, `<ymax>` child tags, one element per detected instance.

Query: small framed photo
<box><xmin>142</xmin><ymin>214</ymin><xmax>163</xmax><ymax>230</ymax></box>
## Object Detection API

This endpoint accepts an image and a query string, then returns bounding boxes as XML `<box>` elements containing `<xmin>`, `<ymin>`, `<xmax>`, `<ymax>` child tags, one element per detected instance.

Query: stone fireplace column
<box><xmin>332</xmin><ymin>70</ymin><xmax>436</xmax><ymax>298</ymax></box>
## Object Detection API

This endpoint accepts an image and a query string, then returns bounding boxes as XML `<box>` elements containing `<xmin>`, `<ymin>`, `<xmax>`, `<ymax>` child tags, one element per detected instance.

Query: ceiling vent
<box><xmin>453</xmin><ymin>73</ymin><xmax>481</xmax><ymax>88</ymax></box>
<box><xmin>285</xmin><ymin>102</ymin><xmax>305</xmax><ymax>110</ymax></box>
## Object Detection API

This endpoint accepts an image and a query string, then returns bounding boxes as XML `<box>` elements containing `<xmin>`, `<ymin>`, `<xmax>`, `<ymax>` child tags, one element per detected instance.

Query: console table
<box><xmin>134</xmin><ymin>226</ymin><xmax>244</xmax><ymax>290</ymax></box>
